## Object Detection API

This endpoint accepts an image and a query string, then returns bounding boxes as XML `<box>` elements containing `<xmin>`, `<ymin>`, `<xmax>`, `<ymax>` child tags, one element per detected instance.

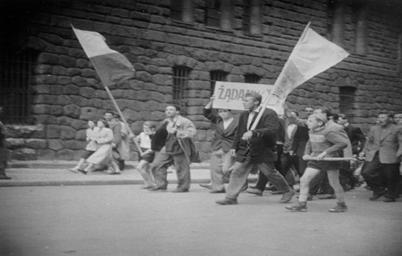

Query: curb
<box><xmin>0</xmin><ymin>178</ymin><xmax>213</xmax><ymax>187</ymax></box>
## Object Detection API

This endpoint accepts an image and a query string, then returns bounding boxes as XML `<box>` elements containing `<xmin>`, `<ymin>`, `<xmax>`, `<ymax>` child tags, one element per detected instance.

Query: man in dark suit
<box><xmin>361</xmin><ymin>112</ymin><xmax>402</xmax><ymax>202</ymax></box>
<box><xmin>216</xmin><ymin>92</ymin><xmax>295</xmax><ymax>205</ymax></box>
<box><xmin>337</xmin><ymin>114</ymin><xmax>365</xmax><ymax>155</ymax></box>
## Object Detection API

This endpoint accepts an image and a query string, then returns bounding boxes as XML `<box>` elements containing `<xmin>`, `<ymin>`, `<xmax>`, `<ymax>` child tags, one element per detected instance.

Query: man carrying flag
<box><xmin>216</xmin><ymin>92</ymin><xmax>295</xmax><ymax>205</ymax></box>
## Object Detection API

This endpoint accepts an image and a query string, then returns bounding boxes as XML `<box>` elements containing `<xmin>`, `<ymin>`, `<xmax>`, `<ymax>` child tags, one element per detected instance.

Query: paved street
<box><xmin>0</xmin><ymin>184</ymin><xmax>401</xmax><ymax>256</ymax></box>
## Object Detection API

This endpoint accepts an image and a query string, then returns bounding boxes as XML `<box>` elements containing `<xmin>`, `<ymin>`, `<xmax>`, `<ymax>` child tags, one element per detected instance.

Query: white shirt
<box><xmin>247</xmin><ymin>106</ymin><xmax>262</xmax><ymax>130</ymax></box>
<box><xmin>287</xmin><ymin>124</ymin><xmax>297</xmax><ymax>139</ymax></box>
<box><xmin>138</xmin><ymin>132</ymin><xmax>151</xmax><ymax>149</ymax></box>
<box><xmin>222</xmin><ymin>117</ymin><xmax>234</xmax><ymax>130</ymax></box>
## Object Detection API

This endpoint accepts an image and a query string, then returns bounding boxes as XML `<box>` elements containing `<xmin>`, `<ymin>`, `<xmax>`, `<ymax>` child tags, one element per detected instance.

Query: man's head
<box><xmin>143</xmin><ymin>121</ymin><xmax>157</xmax><ymax>135</ymax></box>
<box><xmin>217</xmin><ymin>109</ymin><xmax>233</xmax><ymax>120</ymax></box>
<box><xmin>243</xmin><ymin>91</ymin><xmax>262</xmax><ymax>111</ymax></box>
<box><xmin>307</xmin><ymin>113</ymin><xmax>327</xmax><ymax>130</ymax></box>
<box><xmin>165</xmin><ymin>105</ymin><xmax>180</xmax><ymax>119</ymax></box>
<box><xmin>337</xmin><ymin>113</ymin><xmax>348</xmax><ymax>126</ymax></box>
<box><xmin>377</xmin><ymin>112</ymin><xmax>393</xmax><ymax>127</ymax></box>
<box><xmin>314</xmin><ymin>106</ymin><xmax>334</xmax><ymax>121</ymax></box>
<box><xmin>104</xmin><ymin>111</ymin><xmax>114</xmax><ymax>122</ymax></box>
<box><xmin>287</xmin><ymin>111</ymin><xmax>299</xmax><ymax>124</ymax></box>
<box><xmin>394</xmin><ymin>113</ymin><xmax>402</xmax><ymax>125</ymax></box>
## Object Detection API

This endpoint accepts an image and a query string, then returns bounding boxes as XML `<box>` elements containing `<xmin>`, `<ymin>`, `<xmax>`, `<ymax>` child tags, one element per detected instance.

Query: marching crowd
<box><xmin>1</xmin><ymin>93</ymin><xmax>401</xmax><ymax>212</ymax></box>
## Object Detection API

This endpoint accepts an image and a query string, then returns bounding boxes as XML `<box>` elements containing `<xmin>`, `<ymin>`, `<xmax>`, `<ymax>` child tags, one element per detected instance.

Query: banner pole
<box><xmin>249</xmin><ymin>22</ymin><xmax>311</xmax><ymax>131</ymax></box>
<box><xmin>103</xmin><ymin>84</ymin><xmax>143</xmax><ymax>155</ymax></box>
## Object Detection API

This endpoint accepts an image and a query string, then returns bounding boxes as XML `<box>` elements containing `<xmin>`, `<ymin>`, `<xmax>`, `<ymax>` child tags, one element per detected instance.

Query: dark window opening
<box><xmin>339</xmin><ymin>86</ymin><xmax>356</xmax><ymax>118</ymax></box>
<box><xmin>172</xmin><ymin>66</ymin><xmax>191</xmax><ymax>115</ymax></box>
<box><xmin>205</xmin><ymin>0</ymin><xmax>221</xmax><ymax>27</ymax></box>
<box><xmin>210</xmin><ymin>70</ymin><xmax>228</xmax><ymax>95</ymax></box>
<box><xmin>244</xmin><ymin>73</ymin><xmax>261</xmax><ymax>83</ymax></box>
<box><xmin>0</xmin><ymin>49</ymin><xmax>37</xmax><ymax>124</ymax></box>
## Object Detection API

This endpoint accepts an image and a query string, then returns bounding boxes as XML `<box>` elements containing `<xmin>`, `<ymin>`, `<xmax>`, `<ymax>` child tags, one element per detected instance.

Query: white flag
<box><xmin>268</xmin><ymin>24</ymin><xmax>349</xmax><ymax>105</ymax></box>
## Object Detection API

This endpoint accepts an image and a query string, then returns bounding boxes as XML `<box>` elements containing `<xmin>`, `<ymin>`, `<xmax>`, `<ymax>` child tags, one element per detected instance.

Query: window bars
<box><xmin>172</xmin><ymin>66</ymin><xmax>191</xmax><ymax>114</ymax></box>
<box><xmin>0</xmin><ymin>49</ymin><xmax>37</xmax><ymax>124</ymax></box>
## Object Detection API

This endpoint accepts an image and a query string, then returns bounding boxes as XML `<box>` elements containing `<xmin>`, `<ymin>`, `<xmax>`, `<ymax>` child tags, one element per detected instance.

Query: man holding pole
<box><xmin>150</xmin><ymin>105</ymin><xmax>197</xmax><ymax>192</ymax></box>
<box><xmin>216</xmin><ymin>92</ymin><xmax>295</xmax><ymax>205</ymax></box>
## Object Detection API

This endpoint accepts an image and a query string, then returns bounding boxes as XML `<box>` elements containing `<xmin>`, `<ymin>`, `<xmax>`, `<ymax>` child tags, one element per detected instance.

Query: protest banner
<box><xmin>212</xmin><ymin>82</ymin><xmax>281</xmax><ymax>112</ymax></box>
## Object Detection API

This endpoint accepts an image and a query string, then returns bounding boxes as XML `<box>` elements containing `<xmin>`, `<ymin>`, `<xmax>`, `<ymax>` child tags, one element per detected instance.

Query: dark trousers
<box><xmin>151</xmin><ymin>151</ymin><xmax>191</xmax><ymax>190</ymax></box>
<box><xmin>226</xmin><ymin>159</ymin><xmax>290</xmax><ymax>200</ymax></box>
<box><xmin>362</xmin><ymin>153</ymin><xmax>399</xmax><ymax>199</ymax></box>
<box><xmin>255</xmin><ymin>150</ymin><xmax>295</xmax><ymax>190</ymax></box>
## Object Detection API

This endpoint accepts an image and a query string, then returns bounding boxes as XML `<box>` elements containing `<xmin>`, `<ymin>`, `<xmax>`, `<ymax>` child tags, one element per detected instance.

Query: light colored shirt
<box><xmin>247</xmin><ymin>106</ymin><xmax>262</xmax><ymax>130</ymax></box>
<box><xmin>86</xmin><ymin>127</ymin><xmax>99</xmax><ymax>151</ymax></box>
<box><xmin>137</xmin><ymin>132</ymin><xmax>151</xmax><ymax>149</ymax></box>
<box><xmin>222</xmin><ymin>117</ymin><xmax>234</xmax><ymax>130</ymax></box>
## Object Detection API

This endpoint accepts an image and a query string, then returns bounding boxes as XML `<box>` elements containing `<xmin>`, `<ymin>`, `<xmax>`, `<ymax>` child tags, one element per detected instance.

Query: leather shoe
<box><xmin>199</xmin><ymin>183</ymin><xmax>212</xmax><ymax>190</ymax></box>
<box><xmin>149</xmin><ymin>186</ymin><xmax>167</xmax><ymax>191</ymax></box>
<box><xmin>247</xmin><ymin>188</ymin><xmax>263</xmax><ymax>196</ymax></box>
<box><xmin>172</xmin><ymin>188</ymin><xmax>189</xmax><ymax>193</ymax></box>
<box><xmin>279</xmin><ymin>190</ymin><xmax>295</xmax><ymax>203</ymax></box>
<box><xmin>383</xmin><ymin>197</ymin><xmax>396</xmax><ymax>202</ymax></box>
<box><xmin>369</xmin><ymin>190</ymin><xmax>386</xmax><ymax>201</ymax></box>
<box><xmin>216</xmin><ymin>198</ymin><xmax>238</xmax><ymax>205</ymax></box>
<box><xmin>316</xmin><ymin>194</ymin><xmax>336</xmax><ymax>200</ymax></box>
<box><xmin>210</xmin><ymin>189</ymin><xmax>225</xmax><ymax>193</ymax></box>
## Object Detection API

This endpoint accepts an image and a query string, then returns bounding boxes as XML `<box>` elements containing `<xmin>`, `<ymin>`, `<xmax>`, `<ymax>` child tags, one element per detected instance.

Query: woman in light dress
<box><xmin>83</xmin><ymin>119</ymin><xmax>121</xmax><ymax>175</ymax></box>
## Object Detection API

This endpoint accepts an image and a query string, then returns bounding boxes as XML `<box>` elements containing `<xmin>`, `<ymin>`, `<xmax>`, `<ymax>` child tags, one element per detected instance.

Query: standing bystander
<box><xmin>0</xmin><ymin>106</ymin><xmax>10</xmax><ymax>180</ymax></box>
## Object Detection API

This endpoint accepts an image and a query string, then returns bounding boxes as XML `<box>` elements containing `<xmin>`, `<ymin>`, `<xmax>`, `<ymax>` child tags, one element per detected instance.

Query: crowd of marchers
<box><xmin>1</xmin><ymin>97</ymin><xmax>401</xmax><ymax>212</ymax></box>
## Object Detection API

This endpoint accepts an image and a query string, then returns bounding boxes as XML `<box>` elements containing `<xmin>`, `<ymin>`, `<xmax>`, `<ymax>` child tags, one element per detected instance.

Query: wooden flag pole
<box><xmin>249</xmin><ymin>22</ymin><xmax>312</xmax><ymax>132</ymax></box>
<box><xmin>303</xmin><ymin>156</ymin><xmax>356</xmax><ymax>161</ymax></box>
<box><xmin>103</xmin><ymin>85</ymin><xmax>143</xmax><ymax>155</ymax></box>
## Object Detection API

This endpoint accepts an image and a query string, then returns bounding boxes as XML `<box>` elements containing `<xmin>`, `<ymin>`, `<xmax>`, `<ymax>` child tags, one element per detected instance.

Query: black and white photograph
<box><xmin>0</xmin><ymin>0</ymin><xmax>401</xmax><ymax>255</ymax></box>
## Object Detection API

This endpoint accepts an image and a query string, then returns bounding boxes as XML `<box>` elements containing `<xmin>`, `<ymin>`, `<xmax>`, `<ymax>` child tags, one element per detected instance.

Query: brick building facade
<box><xmin>1</xmin><ymin>0</ymin><xmax>401</xmax><ymax>160</ymax></box>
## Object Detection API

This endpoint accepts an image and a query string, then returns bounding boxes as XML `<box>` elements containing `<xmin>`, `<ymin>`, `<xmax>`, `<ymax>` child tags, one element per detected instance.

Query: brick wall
<box><xmin>2</xmin><ymin>0</ymin><xmax>402</xmax><ymax>160</ymax></box>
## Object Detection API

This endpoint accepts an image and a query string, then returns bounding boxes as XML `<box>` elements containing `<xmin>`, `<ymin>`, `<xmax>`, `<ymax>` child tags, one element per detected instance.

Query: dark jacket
<box><xmin>344</xmin><ymin>125</ymin><xmax>365</xmax><ymax>154</ymax></box>
<box><xmin>232</xmin><ymin>107</ymin><xmax>279</xmax><ymax>163</ymax></box>
<box><xmin>151</xmin><ymin>121</ymin><xmax>168</xmax><ymax>152</ymax></box>
<box><xmin>291</xmin><ymin>125</ymin><xmax>309</xmax><ymax>157</ymax></box>
<box><xmin>203</xmin><ymin>108</ymin><xmax>238</xmax><ymax>152</ymax></box>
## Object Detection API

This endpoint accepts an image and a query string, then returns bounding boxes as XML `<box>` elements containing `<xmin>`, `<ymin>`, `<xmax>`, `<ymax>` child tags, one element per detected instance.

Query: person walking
<box><xmin>0</xmin><ymin>106</ymin><xmax>11</xmax><ymax>180</ymax></box>
<box><xmin>150</xmin><ymin>105</ymin><xmax>197</xmax><ymax>192</ymax></box>
<box><xmin>286</xmin><ymin>113</ymin><xmax>349</xmax><ymax>212</ymax></box>
<box><xmin>361</xmin><ymin>112</ymin><xmax>402</xmax><ymax>202</ymax></box>
<box><xmin>216</xmin><ymin>92</ymin><xmax>295</xmax><ymax>205</ymax></box>
<box><xmin>199</xmin><ymin>97</ymin><xmax>238</xmax><ymax>193</ymax></box>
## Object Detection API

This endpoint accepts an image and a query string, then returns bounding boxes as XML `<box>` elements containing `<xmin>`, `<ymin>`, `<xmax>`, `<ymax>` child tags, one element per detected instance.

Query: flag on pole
<box><xmin>268</xmin><ymin>23</ymin><xmax>349</xmax><ymax>106</ymax></box>
<box><xmin>250</xmin><ymin>23</ymin><xmax>349</xmax><ymax>131</ymax></box>
<box><xmin>72</xmin><ymin>27</ymin><xmax>135</xmax><ymax>86</ymax></box>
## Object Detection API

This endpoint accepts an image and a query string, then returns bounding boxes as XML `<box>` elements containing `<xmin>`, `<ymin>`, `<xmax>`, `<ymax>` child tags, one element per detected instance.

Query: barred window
<box><xmin>172</xmin><ymin>66</ymin><xmax>191</xmax><ymax>114</ymax></box>
<box><xmin>210</xmin><ymin>70</ymin><xmax>228</xmax><ymax>95</ymax></box>
<box><xmin>0</xmin><ymin>49</ymin><xmax>37</xmax><ymax>124</ymax></box>
<box><xmin>339</xmin><ymin>86</ymin><xmax>356</xmax><ymax>118</ymax></box>
<box><xmin>244</xmin><ymin>73</ymin><xmax>261</xmax><ymax>83</ymax></box>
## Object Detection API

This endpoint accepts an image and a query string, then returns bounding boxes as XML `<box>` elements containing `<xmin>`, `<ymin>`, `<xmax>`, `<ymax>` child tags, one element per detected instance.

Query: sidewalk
<box><xmin>1</xmin><ymin>160</ymin><xmax>258</xmax><ymax>187</ymax></box>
